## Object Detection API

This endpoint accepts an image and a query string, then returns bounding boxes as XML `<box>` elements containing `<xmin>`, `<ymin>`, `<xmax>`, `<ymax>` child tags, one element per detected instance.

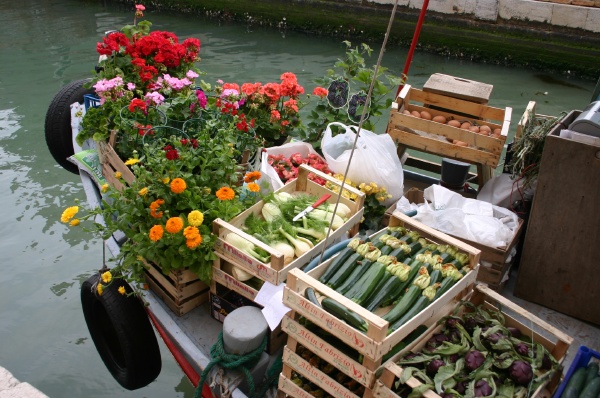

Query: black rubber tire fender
<box><xmin>45</xmin><ymin>79</ymin><xmax>95</xmax><ymax>174</ymax></box>
<box><xmin>81</xmin><ymin>273</ymin><xmax>161</xmax><ymax>390</ymax></box>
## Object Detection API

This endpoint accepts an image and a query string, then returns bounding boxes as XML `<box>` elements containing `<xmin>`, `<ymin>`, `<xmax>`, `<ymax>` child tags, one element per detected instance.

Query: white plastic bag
<box><xmin>321</xmin><ymin>122</ymin><xmax>404</xmax><ymax>206</ymax></box>
<box><xmin>259</xmin><ymin>141</ymin><xmax>324</xmax><ymax>192</ymax></box>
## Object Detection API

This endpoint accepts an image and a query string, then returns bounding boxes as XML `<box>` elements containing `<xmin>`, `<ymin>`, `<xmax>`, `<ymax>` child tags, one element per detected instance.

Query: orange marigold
<box><xmin>183</xmin><ymin>226</ymin><xmax>200</xmax><ymax>239</ymax></box>
<box><xmin>149</xmin><ymin>199</ymin><xmax>164</xmax><ymax>219</ymax></box>
<box><xmin>247</xmin><ymin>182</ymin><xmax>260</xmax><ymax>193</ymax></box>
<box><xmin>165</xmin><ymin>217</ymin><xmax>184</xmax><ymax>234</ymax></box>
<box><xmin>170</xmin><ymin>178</ymin><xmax>187</xmax><ymax>194</ymax></box>
<box><xmin>186</xmin><ymin>234</ymin><xmax>203</xmax><ymax>249</ymax></box>
<box><xmin>216</xmin><ymin>186</ymin><xmax>235</xmax><ymax>201</ymax></box>
<box><xmin>149</xmin><ymin>225</ymin><xmax>164</xmax><ymax>241</ymax></box>
<box><xmin>244</xmin><ymin>171</ymin><xmax>262</xmax><ymax>183</ymax></box>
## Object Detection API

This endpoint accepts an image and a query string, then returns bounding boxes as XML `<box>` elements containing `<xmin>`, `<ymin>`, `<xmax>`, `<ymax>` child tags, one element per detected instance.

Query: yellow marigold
<box><xmin>149</xmin><ymin>225</ymin><xmax>164</xmax><ymax>241</ymax></box>
<box><xmin>183</xmin><ymin>226</ymin><xmax>200</xmax><ymax>239</ymax></box>
<box><xmin>162</xmin><ymin>177</ymin><xmax>170</xmax><ymax>184</ymax></box>
<box><xmin>186</xmin><ymin>234</ymin><xmax>203</xmax><ymax>249</ymax></box>
<box><xmin>170</xmin><ymin>178</ymin><xmax>187</xmax><ymax>194</ymax></box>
<box><xmin>61</xmin><ymin>206</ymin><xmax>79</xmax><ymax>223</ymax></box>
<box><xmin>124</xmin><ymin>158</ymin><xmax>140</xmax><ymax>166</ymax></box>
<box><xmin>97</xmin><ymin>283</ymin><xmax>104</xmax><ymax>296</ymax></box>
<box><xmin>69</xmin><ymin>219</ymin><xmax>80</xmax><ymax>227</ymax></box>
<box><xmin>216</xmin><ymin>186</ymin><xmax>235</xmax><ymax>201</ymax></box>
<box><xmin>247</xmin><ymin>182</ymin><xmax>260</xmax><ymax>193</ymax></box>
<box><xmin>187</xmin><ymin>210</ymin><xmax>204</xmax><ymax>227</ymax></box>
<box><xmin>114</xmin><ymin>171</ymin><xmax>122</xmax><ymax>179</ymax></box>
<box><xmin>165</xmin><ymin>217</ymin><xmax>184</xmax><ymax>234</ymax></box>
<box><xmin>244</xmin><ymin>171</ymin><xmax>262</xmax><ymax>183</ymax></box>
<box><xmin>118</xmin><ymin>286</ymin><xmax>126</xmax><ymax>295</ymax></box>
<box><xmin>101</xmin><ymin>184</ymin><xmax>109</xmax><ymax>193</ymax></box>
<box><xmin>139</xmin><ymin>187</ymin><xmax>149</xmax><ymax>196</ymax></box>
<box><xmin>101</xmin><ymin>271</ymin><xmax>112</xmax><ymax>283</ymax></box>
<box><xmin>149</xmin><ymin>199</ymin><xmax>164</xmax><ymax>219</ymax></box>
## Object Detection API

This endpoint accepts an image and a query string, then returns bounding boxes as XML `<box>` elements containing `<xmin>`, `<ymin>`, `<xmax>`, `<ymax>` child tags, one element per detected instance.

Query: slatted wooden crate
<box><xmin>213</xmin><ymin>164</ymin><xmax>365</xmax><ymax>286</ymax></box>
<box><xmin>372</xmin><ymin>284</ymin><xmax>573</xmax><ymax>398</ymax></box>
<box><xmin>97</xmin><ymin>131</ymin><xmax>135</xmax><ymax>192</ymax></box>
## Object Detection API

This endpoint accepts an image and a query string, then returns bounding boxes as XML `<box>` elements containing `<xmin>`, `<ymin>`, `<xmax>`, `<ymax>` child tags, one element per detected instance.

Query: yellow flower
<box><xmin>216</xmin><ymin>186</ymin><xmax>235</xmax><ymax>201</ymax></box>
<box><xmin>115</xmin><ymin>171</ymin><xmax>122</xmax><ymax>179</ymax></box>
<box><xmin>162</xmin><ymin>177</ymin><xmax>170</xmax><ymax>184</ymax></box>
<box><xmin>101</xmin><ymin>184</ymin><xmax>109</xmax><ymax>193</ymax></box>
<box><xmin>118</xmin><ymin>286</ymin><xmax>126</xmax><ymax>295</ymax></box>
<box><xmin>69</xmin><ymin>219</ymin><xmax>80</xmax><ymax>227</ymax></box>
<box><xmin>101</xmin><ymin>271</ymin><xmax>112</xmax><ymax>284</ymax></box>
<box><xmin>165</xmin><ymin>217</ymin><xmax>184</xmax><ymax>234</ymax></box>
<box><xmin>149</xmin><ymin>225</ymin><xmax>164</xmax><ymax>241</ymax></box>
<box><xmin>188</xmin><ymin>210</ymin><xmax>204</xmax><ymax>227</ymax></box>
<box><xmin>247</xmin><ymin>182</ymin><xmax>260</xmax><ymax>193</ymax></box>
<box><xmin>97</xmin><ymin>283</ymin><xmax>104</xmax><ymax>296</ymax></box>
<box><xmin>139</xmin><ymin>187</ymin><xmax>149</xmax><ymax>196</ymax></box>
<box><xmin>61</xmin><ymin>206</ymin><xmax>79</xmax><ymax>223</ymax></box>
<box><xmin>124</xmin><ymin>158</ymin><xmax>140</xmax><ymax>166</ymax></box>
<box><xmin>170</xmin><ymin>178</ymin><xmax>187</xmax><ymax>194</ymax></box>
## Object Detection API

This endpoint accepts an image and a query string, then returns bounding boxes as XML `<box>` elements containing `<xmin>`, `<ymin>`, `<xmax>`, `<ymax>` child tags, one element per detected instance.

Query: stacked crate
<box><xmin>278</xmin><ymin>213</ymin><xmax>482</xmax><ymax>397</ymax></box>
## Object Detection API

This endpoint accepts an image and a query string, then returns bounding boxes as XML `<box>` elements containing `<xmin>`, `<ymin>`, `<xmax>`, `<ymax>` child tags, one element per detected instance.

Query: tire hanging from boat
<box><xmin>45</xmin><ymin>78</ymin><xmax>95</xmax><ymax>174</ymax></box>
<box><xmin>81</xmin><ymin>272</ymin><xmax>162</xmax><ymax>390</ymax></box>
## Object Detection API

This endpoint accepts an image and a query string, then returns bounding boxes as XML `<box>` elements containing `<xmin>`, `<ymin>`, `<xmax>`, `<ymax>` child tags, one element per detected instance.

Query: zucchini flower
<box><xmin>442</xmin><ymin>264</ymin><xmax>464</xmax><ymax>281</ymax></box>
<box><xmin>347</xmin><ymin>237</ymin><xmax>363</xmax><ymax>250</ymax></box>
<box><xmin>377</xmin><ymin>255</ymin><xmax>397</xmax><ymax>266</ymax></box>
<box><xmin>363</xmin><ymin>244</ymin><xmax>382</xmax><ymax>261</ymax></box>
<box><xmin>413</xmin><ymin>266</ymin><xmax>431</xmax><ymax>289</ymax></box>
<box><xmin>388</xmin><ymin>226</ymin><xmax>407</xmax><ymax>235</ymax></box>
<box><xmin>389</xmin><ymin>262</ymin><xmax>411</xmax><ymax>280</ymax></box>
<box><xmin>422</xmin><ymin>283</ymin><xmax>441</xmax><ymax>300</ymax></box>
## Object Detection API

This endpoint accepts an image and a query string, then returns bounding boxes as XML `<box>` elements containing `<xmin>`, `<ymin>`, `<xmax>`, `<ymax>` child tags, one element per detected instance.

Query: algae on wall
<box><xmin>108</xmin><ymin>0</ymin><xmax>600</xmax><ymax>79</ymax></box>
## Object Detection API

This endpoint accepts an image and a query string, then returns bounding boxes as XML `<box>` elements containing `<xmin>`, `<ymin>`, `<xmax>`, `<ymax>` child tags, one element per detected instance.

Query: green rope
<box><xmin>253</xmin><ymin>354</ymin><xmax>283</xmax><ymax>398</ymax></box>
<box><xmin>194</xmin><ymin>332</ymin><xmax>267</xmax><ymax>398</ymax></box>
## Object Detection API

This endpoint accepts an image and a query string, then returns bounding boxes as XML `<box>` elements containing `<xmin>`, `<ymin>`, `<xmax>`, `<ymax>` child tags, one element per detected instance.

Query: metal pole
<box><xmin>396</xmin><ymin>0</ymin><xmax>430</xmax><ymax>96</ymax></box>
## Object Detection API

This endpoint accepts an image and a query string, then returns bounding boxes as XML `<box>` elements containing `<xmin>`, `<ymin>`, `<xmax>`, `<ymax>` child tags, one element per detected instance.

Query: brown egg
<box><xmin>479</xmin><ymin>125</ymin><xmax>492</xmax><ymax>134</ymax></box>
<box><xmin>454</xmin><ymin>140</ymin><xmax>469</xmax><ymax>147</ymax></box>
<box><xmin>411</xmin><ymin>110</ymin><xmax>422</xmax><ymax>118</ymax></box>
<box><xmin>447</xmin><ymin>120</ymin><xmax>461</xmax><ymax>128</ymax></box>
<box><xmin>420</xmin><ymin>111</ymin><xmax>432</xmax><ymax>120</ymax></box>
<box><xmin>460</xmin><ymin>121</ymin><xmax>472</xmax><ymax>129</ymax></box>
<box><xmin>433</xmin><ymin>115</ymin><xmax>447</xmax><ymax>124</ymax></box>
<box><xmin>446</xmin><ymin>137</ymin><xmax>454</xmax><ymax>143</ymax></box>
<box><xmin>469</xmin><ymin>125</ymin><xmax>480</xmax><ymax>134</ymax></box>
<box><xmin>402</xmin><ymin>109</ymin><xmax>412</xmax><ymax>116</ymax></box>
<box><xmin>493</xmin><ymin>128</ymin><xmax>502</xmax><ymax>136</ymax></box>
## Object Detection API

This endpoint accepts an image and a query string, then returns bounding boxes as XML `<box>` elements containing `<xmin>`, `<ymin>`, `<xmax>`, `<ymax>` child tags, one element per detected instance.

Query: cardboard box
<box><xmin>213</xmin><ymin>164</ymin><xmax>365</xmax><ymax>286</ymax></box>
<box><xmin>373</xmin><ymin>284</ymin><xmax>573</xmax><ymax>398</ymax></box>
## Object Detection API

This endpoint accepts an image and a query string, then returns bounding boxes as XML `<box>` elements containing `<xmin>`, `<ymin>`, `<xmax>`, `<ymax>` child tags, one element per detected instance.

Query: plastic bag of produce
<box><xmin>321</xmin><ymin>122</ymin><xmax>404</xmax><ymax>206</ymax></box>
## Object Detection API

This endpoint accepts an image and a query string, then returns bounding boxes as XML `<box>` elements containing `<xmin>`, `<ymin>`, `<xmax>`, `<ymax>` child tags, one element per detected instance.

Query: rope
<box><xmin>194</xmin><ymin>332</ymin><xmax>267</xmax><ymax>398</ymax></box>
<box><xmin>253</xmin><ymin>355</ymin><xmax>283</xmax><ymax>398</ymax></box>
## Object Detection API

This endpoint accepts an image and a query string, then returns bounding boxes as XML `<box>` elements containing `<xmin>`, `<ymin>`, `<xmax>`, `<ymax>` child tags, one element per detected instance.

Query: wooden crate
<box><xmin>143</xmin><ymin>260</ymin><xmax>210</xmax><ymax>316</ymax></box>
<box><xmin>213</xmin><ymin>164</ymin><xmax>365</xmax><ymax>286</ymax></box>
<box><xmin>212</xmin><ymin>252</ymin><xmax>261</xmax><ymax>302</ymax></box>
<box><xmin>516</xmin><ymin>101</ymin><xmax>554</xmax><ymax>138</ymax></box>
<box><xmin>387</xmin><ymin>85</ymin><xmax>512</xmax><ymax>169</ymax></box>
<box><xmin>282</xmin><ymin>213</ymin><xmax>481</xmax><ymax>366</ymax></box>
<box><xmin>373</xmin><ymin>284</ymin><xmax>573</xmax><ymax>398</ymax></box>
<box><xmin>97</xmin><ymin>131</ymin><xmax>135</xmax><ymax>192</ymax></box>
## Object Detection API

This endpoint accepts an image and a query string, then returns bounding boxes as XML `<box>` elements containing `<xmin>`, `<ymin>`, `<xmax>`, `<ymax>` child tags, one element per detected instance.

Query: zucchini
<box><xmin>363</xmin><ymin>273</ymin><xmax>405</xmax><ymax>312</ymax></box>
<box><xmin>319</xmin><ymin>245</ymin><xmax>356</xmax><ymax>283</ymax></box>
<box><xmin>389</xmin><ymin>245</ymin><xmax>411</xmax><ymax>262</ymax></box>
<box><xmin>585</xmin><ymin>362</ymin><xmax>600</xmax><ymax>386</ymax></box>
<box><xmin>580</xmin><ymin>376</ymin><xmax>600</xmax><ymax>398</ymax></box>
<box><xmin>304</xmin><ymin>287</ymin><xmax>321</xmax><ymax>308</ymax></box>
<box><xmin>380</xmin><ymin>245</ymin><xmax>394</xmax><ymax>256</ymax></box>
<box><xmin>321</xmin><ymin>297</ymin><xmax>368</xmax><ymax>333</ymax></box>
<box><xmin>336</xmin><ymin>260</ymin><xmax>372</xmax><ymax>294</ymax></box>
<box><xmin>326</xmin><ymin>252</ymin><xmax>362</xmax><ymax>289</ymax></box>
<box><xmin>388</xmin><ymin>295</ymin><xmax>430</xmax><ymax>333</ymax></box>
<box><xmin>350</xmin><ymin>262</ymin><xmax>388</xmax><ymax>305</ymax></box>
<box><xmin>343</xmin><ymin>261</ymin><xmax>384</xmax><ymax>300</ymax></box>
<box><xmin>432</xmin><ymin>276</ymin><xmax>456</xmax><ymax>300</ymax></box>
<box><xmin>561</xmin><ymin>366</ymin><xmax>588</xmax><ymax>398</ymax></box>
<box><xmin>381</xmin><ymin>284</ymin><xmax>422</xmax><ymax>324</ymax></box>
<box><xmin>380</xmin><ymin>261</ymin><xmax>423</xmax><ymax>307</ymax></box>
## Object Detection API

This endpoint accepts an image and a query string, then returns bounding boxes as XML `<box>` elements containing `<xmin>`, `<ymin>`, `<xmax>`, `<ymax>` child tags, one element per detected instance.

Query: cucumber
<box><xmin>580</xmin><ymin>376</ymin><xmax>600</xmax><ymax>398</ymax></box>
<box><xmin>304</xmin><ymin>287</ymin><xmax>321</xmax><ymax>308</ymax></box>
<box><xmin>561</xmin><ymin>366</ymin><xmax>588</xmax><ymax>398</ymax></box>
<box><xmin>326</xmin><ymin>252</ymin><xmax>362</xmax><ymax>289</ymax></box>
<box><xmin>336</xmin><ymin>260</ymin><xmax>372</xmax><ymax>294</ymax></box>
<box><xmin>319</xmin><ymin>245</ymin><xmax>356</xmax><ymax>283</ymax></box>
<box><xmin>321</xmin><ymin>297</ymin><xmax>368</xmax><ymax>333</ymax></box>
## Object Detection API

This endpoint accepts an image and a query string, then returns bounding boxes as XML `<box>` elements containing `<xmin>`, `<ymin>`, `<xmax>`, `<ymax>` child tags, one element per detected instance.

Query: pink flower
<box><xmin>135</xmin><ymin>4</ymin><xmax>146</xmax><ymax>11</ymax></box>
<box><xmin>186</xmin><ymin>70</ymin><xmax>199</xmax><ymax>79</ymax></box>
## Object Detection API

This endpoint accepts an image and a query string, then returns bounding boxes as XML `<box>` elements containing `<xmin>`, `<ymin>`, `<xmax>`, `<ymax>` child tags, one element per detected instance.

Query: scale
<box><xmin>568</xmin><ymin>101</ymin><xmax>600</xmax><ymax>138</ymax></box>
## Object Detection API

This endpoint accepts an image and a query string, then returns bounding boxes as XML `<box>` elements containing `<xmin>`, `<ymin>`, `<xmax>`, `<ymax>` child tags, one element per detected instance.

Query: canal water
<box><xmin>0</xmin><ymin>0</ymin><xmax>594</xmax><ymax>397</ymax></box>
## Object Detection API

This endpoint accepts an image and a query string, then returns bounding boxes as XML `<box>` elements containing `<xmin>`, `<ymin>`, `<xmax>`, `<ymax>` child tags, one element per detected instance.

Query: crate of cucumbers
<box><xmin>553</xmin><ymin>346</ymin><xmax>600</xmax><ymax>398</ymax></box>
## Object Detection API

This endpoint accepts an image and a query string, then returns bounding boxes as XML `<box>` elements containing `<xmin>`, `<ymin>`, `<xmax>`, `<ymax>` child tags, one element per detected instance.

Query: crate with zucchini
<box><xmin>373</xmin><ymin>284</ymin><xmax>573</xmax><ymax>398</ymax></box>
<box><xmin>554</xmin><ymin>346</ymin><xmax>600</xmax><ymax>398</ymax></box>
<box><xmin>281</xmin><ymin>212</ymin><xmax>481</xmax><ymax>388</ymax></box>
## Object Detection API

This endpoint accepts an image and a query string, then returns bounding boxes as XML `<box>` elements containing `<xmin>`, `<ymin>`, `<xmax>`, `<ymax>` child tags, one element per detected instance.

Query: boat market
<box><xmin>40</xmin><ymin>2</ymin><xmax>600</xmax><ymax>398</ymax></box>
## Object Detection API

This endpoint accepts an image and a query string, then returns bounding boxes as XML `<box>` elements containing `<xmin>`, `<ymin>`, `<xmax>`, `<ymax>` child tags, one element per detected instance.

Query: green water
<box><xmin>0</xmin><ymin>1</ymin><xmax>594</xmax><ymax>397</ymax></box>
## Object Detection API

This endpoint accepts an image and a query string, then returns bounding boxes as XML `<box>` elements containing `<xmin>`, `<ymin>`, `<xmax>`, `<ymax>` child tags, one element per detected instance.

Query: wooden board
<box><xmin>515</xmin><ymin>110</ymin><xmax>600</xmax><ymax>325</ymax></box>
<box><xmin>423</xmin><ymin>73</ymin><xmax>493</xmax><ymax>104</ymax></box>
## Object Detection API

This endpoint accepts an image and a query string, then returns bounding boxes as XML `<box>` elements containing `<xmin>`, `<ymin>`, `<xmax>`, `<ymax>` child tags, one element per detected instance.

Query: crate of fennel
<box><xmin>372</xmin><ymin>284</ymin><xmax>573</xmax><ymax>398</ymax></box>
<box><xmin>213</xmin><ymin>164</ymin><xmax>365</xmax><ymax>286</ymax></box>
<box><xmin>281</xmin><ymin>212</ymin><xmax>481</xmax><ymax>379</ymax></box>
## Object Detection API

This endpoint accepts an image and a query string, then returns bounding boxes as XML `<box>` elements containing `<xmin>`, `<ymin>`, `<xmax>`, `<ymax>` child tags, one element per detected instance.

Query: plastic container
<box><xmin>83</xmin><ymin>94</ymin><xmax>100</xmax><ymax>111</ymax></box>
<box><xmin>553</xmin><ymin>345</ymin><xmax>600</xmax><ymax>398</ymax></box>
<box><xmin>440</xmin><ymin>157</ymin><xmax>471</xmax><ymax>189</ymax></box>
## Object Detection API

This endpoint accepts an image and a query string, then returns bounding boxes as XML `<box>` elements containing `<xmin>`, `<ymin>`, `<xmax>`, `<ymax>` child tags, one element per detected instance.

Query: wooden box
<box><xmin>387</xmin><ymin>85</ymin><xmax>512</xmax><ymax>169</ymax></box>
<box><xmin>212</xmin><ymin>252</ymin><xmax>262</xmax><ymax>302</ymax></box>
<box><xmin>515</xmin><ymin>110</ymin><xmax>600</xmax><ymax>325</ymax></box>
<box><xmin>143</xmin><ymin>260</ymin><xmax>209</xmax><ymax>316</ymax></box>
<box><xmin>97</xmin><ymin>131</ymin><xmax>135</xmax><ymax>192</ymax></box>
<box><xmin>282</xmin><ymin>213</ymin><xmax>481</xmax><ymax>374</ymax></box>
<box><xmin>213</xmin><ymin>164</ymin><xmax>365</xmax><ymax>286</ymax></box>
<box><xmin>372</xmin><ymin>284</ymin><xmax>573</xmax><ymax>398</ymax></box>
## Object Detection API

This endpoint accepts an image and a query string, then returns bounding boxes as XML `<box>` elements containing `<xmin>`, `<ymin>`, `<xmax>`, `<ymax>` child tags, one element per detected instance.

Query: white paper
<box><xmin>255</xmin><ymin>281</ymin><xmax>291</xmax><ymax>331</ymax></box>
